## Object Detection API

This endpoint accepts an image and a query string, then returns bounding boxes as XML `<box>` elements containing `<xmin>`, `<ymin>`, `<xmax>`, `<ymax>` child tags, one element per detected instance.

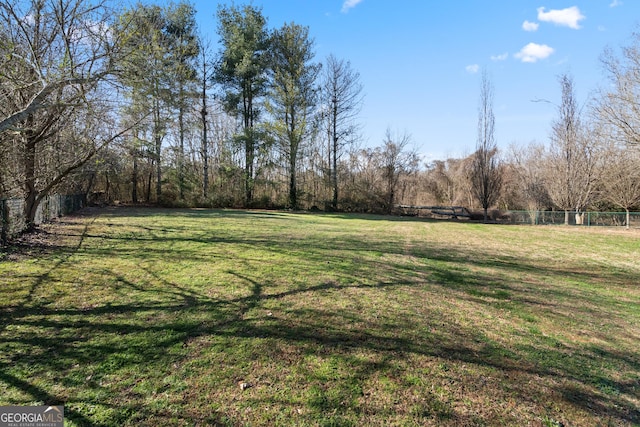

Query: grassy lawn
<box><xmin>1</xmin><ymin>207</ymin><xmax>639</xmax><ymax>426</ymax></box>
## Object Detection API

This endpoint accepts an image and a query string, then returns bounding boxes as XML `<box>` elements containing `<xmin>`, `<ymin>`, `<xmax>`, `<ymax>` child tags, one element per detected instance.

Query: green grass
<box><xmin>1</xmin><ymin>207</ymin><xmax>639</xmax><ymax>426</ymax></box>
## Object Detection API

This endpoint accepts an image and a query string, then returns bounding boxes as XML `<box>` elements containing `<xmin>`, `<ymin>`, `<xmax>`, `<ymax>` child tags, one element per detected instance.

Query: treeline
<box><xmin>1</xmin><ymin>0</ymin><xmax>640</xmax><ymax>231</ymax></box>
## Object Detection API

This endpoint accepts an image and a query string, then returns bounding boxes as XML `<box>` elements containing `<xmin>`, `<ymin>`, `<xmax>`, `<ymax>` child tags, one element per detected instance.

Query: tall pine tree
<box><xmin>214</xmin><ymin>5</ymin><xmax>270</xmax><ymax>206</ymax></box>
<box><xmin>268</xmin><ymin>23</ymin><xmax>321</xmax><ymax>209</ymax></box>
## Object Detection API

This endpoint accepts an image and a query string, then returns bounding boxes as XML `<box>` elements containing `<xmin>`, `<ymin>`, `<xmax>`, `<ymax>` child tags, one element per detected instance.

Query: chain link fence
<box><xmin>397</xmin><ymin>205</ymin><xmax>639</xmax><ymax>228</ymax></box>
<box><xmin>505</xmin><ymin>210</ymin><xmax>640</xmax><ymax>227</ymax></box>
<box><xmin>1</xmin><ymin>194</ymin><xmax>85</xmax><ymax>244</ymax></box>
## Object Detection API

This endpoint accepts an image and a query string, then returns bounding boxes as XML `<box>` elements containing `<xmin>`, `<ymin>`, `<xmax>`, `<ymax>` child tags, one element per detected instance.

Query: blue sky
<box><xmin>191</xmin><ymin>1</ymin><xmax>640</xmax><ymax>161</ymax></box>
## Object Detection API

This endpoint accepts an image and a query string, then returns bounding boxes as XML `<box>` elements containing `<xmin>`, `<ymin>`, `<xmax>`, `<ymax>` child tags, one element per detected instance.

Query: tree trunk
<box><xmin>155</xmin><ymin>131</ymin><xmax>162</xmax><ymax>200</ymax></box>
<box><xmin>202</xmin><ymin>138</ymin><xmax>209</xmax><ymax>199</ymax></box>
<box><xmin>289</xmin><ymin>156</ymin><xmax>297</xmax><ymax>210</ymax></box>
<box><xmin>23</xmin><ymin>133</ymin><xmax>38</xmax><ymax>231</ymax></box>
<box><xmin>201</xmin><ymin>81</ymin><xmax>209</xmax><ymax>199</ymax></box>
<box><xmin>178</xmin><ymin>92</ymin><xmax>185</xmax><ymax>200</ymax></box>
<box><xmin>1</xmin><ymin>199</ymin><xmax>8</xmax><ymax>244</ymax></box>
<box><xmin>154</xmin><ymin>101</ymin><xmax>162</xmax><ymax>200</ymax></box>
<box><xmin>132</xmin><ymin>154</ymin><xmax>138</xmax><ymax>203</ymax></box>
<box><xmin>244</xmin><ymin>94</ymin><xmax>255</xmax><ymax>207</ymax></box>
<box><xmin>564</xmin><ymin>209</ymin><xmax>570</xmax><ymax>225</ymax></box>
<box><xmin>626</xmin><ymin>208</ymin><xmax>631</xmax><ymax>229</ymax></box>
<box><xmin>332</xmin><ymin>99</ymin><xmax>339</xmax><ymax>210</ymax></box>
<box><xmin>387</xmin><ymin>187</ymin><xmax>395</xmax><ymax>214</ymax></box>
<box><xmin>146</xmin><ymin>164</ymin><xmax>153</xmax><ymax>203</ymax></box>
<box><xmin>245</xmin><ymin>138</ymin><xmax>254</xmax><ymax>206</ymax></box>
<box><xmin>104</xmin><ymin>171</ymin><xmax>111</xmax><ymax>202</ymax></box>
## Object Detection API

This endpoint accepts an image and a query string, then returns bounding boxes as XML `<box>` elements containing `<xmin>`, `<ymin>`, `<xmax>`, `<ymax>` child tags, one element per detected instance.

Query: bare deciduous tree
<box><xmin>424</xmin><ymin>160</ymin><xmax>456</xmax><ymax>205</ymax></box>
<box><xmin>321</xmin><ymin>54</ymin><xmax>363</xmax><ymax>210</ymax></box>
<box><xmin>470</xmin><ymin>72</ymin><xmax>502</xmax><ymax>222</ymax></box>
<box><xmin>599</xmin><ymin>140</ymin><xmax>640</xmax><ymax>228</ymax></box>
<box><xmin>0</xmin><ymin>0</ymin><xmax>126</xmax><ymax>229</ymax></box>
<box><xmin>544</xmin><ymin>74</ymin><xmax>600</xmax><ymax>225</ymax></box>
<box><xmin>598</xmin><ymin>32</ymin><xmax>640</xmax><ymax>147</ymax></box>
<box><xmin>0</xmin><ymin>2</ymin><xmax>114</xmax><ymax>136</ymax></box>
<box><xmin>379</xmin><ymin>129</ymin><xmax>419</xmax><ymax>214</ymax></box>
<box><xmin>508</xmin><ymin>142</ymin><xmax>552</xmax><ymax>216</ymax></box>
<box><xmin>595</xmin><ymin>29</ymin><xmax>640</xmax><ymax>228</ymax></box>
<box><xmin>423</xmin><ymin>157</ymin><xmax>473</xmax><ymax>207</ymax></box>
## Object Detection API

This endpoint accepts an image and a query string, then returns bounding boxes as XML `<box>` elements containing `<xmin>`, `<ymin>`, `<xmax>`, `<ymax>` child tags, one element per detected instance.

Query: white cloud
<box><xmin>491</xmin><ymin>52</ymin><xmax>508</xmax><ymax>61</ymax></box>
<box><xmin>537</xmin><ymin>6</ymin><xmax>585</xmax><ymax>29</ymax></box>
<box><xmin>466</xmin><ymin>64</ymin><xmax>480</xmax><ymax>74</ymax></box>
<box><xmin>610</xmin><ymin>0</ymin><xmax>622</xmax><ymax>7</ymax></box>
<box><xmin>522</xmin><ymin>20</ymin><xmax>539</xmax><ymax>32</ymax></box>
<box><xmin>515</xmin><ymin>43</ymin><xmax>554</xmax><ymax>63</ymax></box>
<box><xmin>341</xmin><ymin>0</ymin><xmax>364</xmax><ymax>13</ymax></box>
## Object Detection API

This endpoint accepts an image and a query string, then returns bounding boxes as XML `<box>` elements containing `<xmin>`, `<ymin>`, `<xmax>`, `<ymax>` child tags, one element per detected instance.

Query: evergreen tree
<box><xmin>268</xmin><ymin>23</ymin><xmax>321</xmax><ymax>209</ymax></box>
<box><xmin>214</xmin><ymin>5</ymin><xmax>270</xmax><ymax>206</ymax></box>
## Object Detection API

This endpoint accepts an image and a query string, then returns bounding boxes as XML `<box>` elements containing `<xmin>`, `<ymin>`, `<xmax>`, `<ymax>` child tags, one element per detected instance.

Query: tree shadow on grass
<box><xmin>2</xmin><ymin>276</ymin><xmax>638</xmax><ymax>425</ymax></box>
<box><xmin>1</xmin><ymin>208</ymin><xmax>638</xmax><ymax>425</ymax></box>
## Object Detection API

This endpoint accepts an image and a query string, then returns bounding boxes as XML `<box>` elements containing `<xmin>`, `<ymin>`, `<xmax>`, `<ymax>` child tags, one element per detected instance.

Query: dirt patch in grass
<box><xmin>1</xmin><ymin>208</ymin><xmax>102</xmax><ymax>262</ymax></box>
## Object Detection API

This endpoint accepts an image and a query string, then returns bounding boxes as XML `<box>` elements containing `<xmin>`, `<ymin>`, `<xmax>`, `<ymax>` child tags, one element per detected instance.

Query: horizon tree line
<box><xmin>1</xmin><ymin>0</ymin><xmax>640</xmax><ymax>234</ymax></box>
